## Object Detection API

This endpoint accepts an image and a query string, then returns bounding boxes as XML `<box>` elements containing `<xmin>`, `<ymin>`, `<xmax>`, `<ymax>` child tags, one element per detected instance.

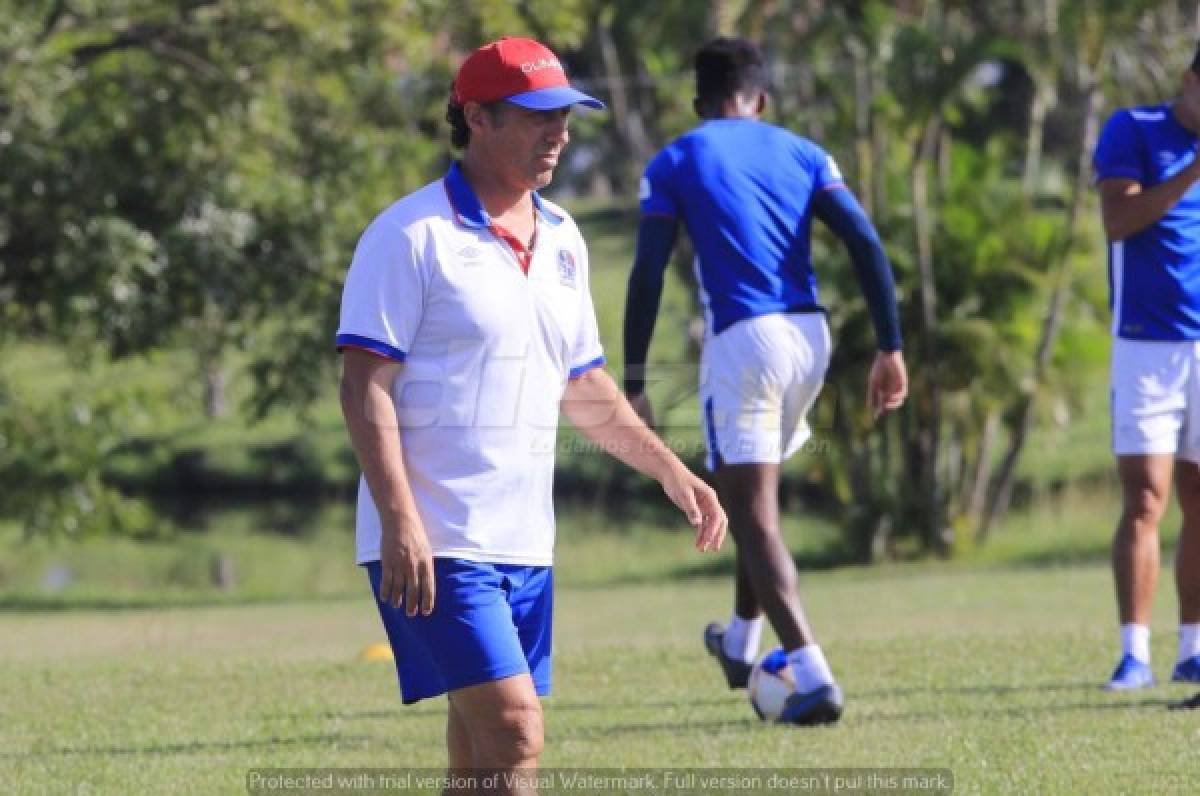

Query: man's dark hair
<box><xmin>694</xmin><ymin>37</ymin><xmax>769</xmax><ymax>106</ymax></box>
<box><xmin>446</xmin><ymin>100</ymin><xmax>471</xmax><ymax>149</ymax></box>
<box><xmin>445</xmin><ymin>98</ymin><xmax>505</xmax><ymax>149</ymax></box>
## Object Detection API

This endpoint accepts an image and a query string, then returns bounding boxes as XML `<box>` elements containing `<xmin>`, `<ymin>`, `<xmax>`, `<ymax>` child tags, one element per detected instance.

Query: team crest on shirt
<box><xmin>557</xmin><ymin>249</ymin><xmax>577</xmax><ymax>287</ymax></box>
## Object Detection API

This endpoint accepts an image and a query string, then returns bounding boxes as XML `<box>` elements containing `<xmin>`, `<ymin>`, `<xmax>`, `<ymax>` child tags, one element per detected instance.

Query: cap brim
<box><xmin>506</xmin><ymin>86</ymin><xmax>605</xmax><ymax>111</ymax></box>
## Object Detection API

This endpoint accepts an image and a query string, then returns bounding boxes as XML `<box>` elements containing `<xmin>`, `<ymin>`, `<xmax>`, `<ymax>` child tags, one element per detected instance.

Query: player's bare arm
<box><xmin>339</xmin><ymin>348</ymin><xmax>434</xmax><ymax>616</ymax></box>
<box><xmin>1099</xmin><ymin>163</ymin><xmax>1200</xmax><ymax>241</ymax></box>
<box><xmin>561</xmin><ymin>367</ymin><xmax>727</xmax><ymax>552</ymax></box>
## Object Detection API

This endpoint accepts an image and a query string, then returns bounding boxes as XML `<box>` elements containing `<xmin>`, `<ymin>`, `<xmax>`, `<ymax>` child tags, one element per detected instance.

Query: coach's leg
<box><xmin>1174</xmin><ymin>462</ymin><xmax>1200</xmax><ymax>623</ymax></box>
<box><xmin>1114</xmin><ymin>454</ymin><xmax>1173</xmax><ymax>627</ymax></box>
<box><xmin>716</xmin><ymin>461</ymin><xmax>814</xmax><ymax>650</ymax></box>
<box><xmin>448</xmin><ymin>674</ymin><xmax>542</xmax><ymax>792</ymax></box>
<box><xmin>446</xmin><ymin>699</ymin><xmax>473</xmax><ymax>773</ymax></box>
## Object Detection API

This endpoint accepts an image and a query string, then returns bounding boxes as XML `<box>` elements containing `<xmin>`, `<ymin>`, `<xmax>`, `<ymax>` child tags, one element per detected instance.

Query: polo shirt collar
<box><xmin>444</xmin><ymin>161</ymin><xmax>564</xmax><ymax>229</ymax></box>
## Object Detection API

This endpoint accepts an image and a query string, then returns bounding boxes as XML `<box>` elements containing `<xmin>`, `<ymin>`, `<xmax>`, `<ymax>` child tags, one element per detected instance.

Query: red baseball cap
<box><xmin>452</xmin><ymin>37</ymin><xmax>604</xmax><ymax>111</ymax></box>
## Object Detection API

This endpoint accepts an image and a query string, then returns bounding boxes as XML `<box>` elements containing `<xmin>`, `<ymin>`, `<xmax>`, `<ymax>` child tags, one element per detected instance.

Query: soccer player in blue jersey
<box><xmin>1094</xmin><ymin>46</ymin><xmax>1200</xmax><ymax>691</ymax></box>
<box><xmin>623</xmin><ymin>37</ymin><xmax>907</xmax><ymax>724</ymax></box>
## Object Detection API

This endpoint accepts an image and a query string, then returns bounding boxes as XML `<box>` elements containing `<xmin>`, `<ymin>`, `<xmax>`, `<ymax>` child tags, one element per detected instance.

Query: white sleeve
<box><xmin>335</xmin><ymin>218</ymin><xmax>426</xmax><ymax>361</ymax></box>
<box><xmin>567</xmin><ymin>239</ymin><xmax>606</xmax><ymax>379</ymax></box>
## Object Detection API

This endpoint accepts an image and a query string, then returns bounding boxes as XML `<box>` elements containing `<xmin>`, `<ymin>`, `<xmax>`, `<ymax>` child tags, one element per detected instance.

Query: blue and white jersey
<box><xmin>638</xmin><ymin>119</ymin><xmax>844</xmax><ymax>336</ymax></box>
<box><xmin>1094</xmin><ymin>103</ymin><xmax>1200</xmax><ymax>340</ymax></box>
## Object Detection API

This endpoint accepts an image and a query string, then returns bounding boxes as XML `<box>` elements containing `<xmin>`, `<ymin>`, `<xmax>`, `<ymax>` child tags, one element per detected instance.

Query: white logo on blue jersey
<box><xmin>638</xmin><ymin>177</ymin><xmax>651</xmax><ymax>201</ymax></box>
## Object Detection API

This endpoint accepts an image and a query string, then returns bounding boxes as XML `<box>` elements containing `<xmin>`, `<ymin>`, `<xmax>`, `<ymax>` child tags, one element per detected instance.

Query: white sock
<box><xmin>787</xmin><ymin>644</ymin><xmax>836</xmax><ymax>693</ymax></box>
<box><xmin>722</xmin><ymin>615</ymin><xmax>763</xmax><ymax>664</ymax></box>
<box><xmin>1178</xmin><ymin>624</ymin><xmax>1200</xmax><ymax>663</ymax></box>
<box><xmin>1121</xmin><ymin>623</ymin><xmax>1150</xmax><ymax>664</ymax></box>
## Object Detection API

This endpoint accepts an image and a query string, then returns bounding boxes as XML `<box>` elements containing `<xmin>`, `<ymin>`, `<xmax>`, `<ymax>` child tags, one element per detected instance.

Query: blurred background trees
<box><xmin>3</xmin><ymin>0</ymin><xmax>1199</xmax><ymax>558</ymax></box>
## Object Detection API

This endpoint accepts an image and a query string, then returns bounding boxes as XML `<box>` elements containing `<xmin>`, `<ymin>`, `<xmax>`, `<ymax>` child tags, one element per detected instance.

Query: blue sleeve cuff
<box><xmin>568</xmin><ymin>355</ymin><xmax>606</xmax><ymax>380</ymax></box>
<box><xmin>335</xmin><ymin>333</ymin><xmax>407</xmax><ymax>362</ymax></box>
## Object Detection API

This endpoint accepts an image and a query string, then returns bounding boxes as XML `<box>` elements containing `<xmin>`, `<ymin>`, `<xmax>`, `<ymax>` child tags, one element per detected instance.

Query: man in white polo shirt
<box><xmin>336</xmin><ymin>37</ymin><xmax>726</xmax><ymax>782</ymax></box>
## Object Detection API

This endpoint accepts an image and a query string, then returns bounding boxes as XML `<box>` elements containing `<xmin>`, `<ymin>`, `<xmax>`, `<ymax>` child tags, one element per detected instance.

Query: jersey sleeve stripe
<box><xmin>568</xmin><ymin>354</ymin><xmax>606</xmax><ymax>380</ymax></box>
<box><xmin>335</xmin><ymin>333</ymin><xmax>407</xmax><ymax>362</ymax></box>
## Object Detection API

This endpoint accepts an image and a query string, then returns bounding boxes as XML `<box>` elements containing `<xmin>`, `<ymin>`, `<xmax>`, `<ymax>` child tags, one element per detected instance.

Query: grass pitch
<box><xmin>4</xmin><ymin>560</ymin><xmax>1200</xmax><ymax>794</ymax></box>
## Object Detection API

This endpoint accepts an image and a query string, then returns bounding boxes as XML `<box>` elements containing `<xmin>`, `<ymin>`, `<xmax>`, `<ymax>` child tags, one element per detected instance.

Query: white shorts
<box><xmin>1111</xmin><ymin>338</ymin><xmax>1200</xmax><ymax>460</ymax></box>
<box><xmin>699</xmin><ymin>313</ymin><xmax>831</xmax><ymax>471</ymax></box>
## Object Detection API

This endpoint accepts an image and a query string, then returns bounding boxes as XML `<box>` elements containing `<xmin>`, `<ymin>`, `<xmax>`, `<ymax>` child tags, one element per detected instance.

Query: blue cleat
<box><xmin>1104</xmin><ymin>654</ymin><xmax>1156</xmax><ymax>690</ymax></box>
<box><xmin>703</xmin><ymin>622</ymin><xmax>753</xmax><ymax>689</ymax></box>
<box><xmin>778</xmin><ymin>683</ymin><xmax>844</xmax><ymax>726</ymax></box>
<box><xmin>1171</xmin><ymin>654</ymin><xmax>1200</xmax><ymax>683</ymax></box>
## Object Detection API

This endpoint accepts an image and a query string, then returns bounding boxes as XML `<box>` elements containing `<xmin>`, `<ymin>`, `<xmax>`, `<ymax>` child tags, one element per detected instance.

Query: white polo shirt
<box><xmin>336</xmin><ymin>163</ymin><xmax>605</xmax><ymax>566</ymax></box>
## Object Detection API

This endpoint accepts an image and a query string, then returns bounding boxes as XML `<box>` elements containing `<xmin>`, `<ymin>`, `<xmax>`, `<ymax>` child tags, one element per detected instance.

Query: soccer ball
<box><xmin>748</xmin><ymin>648</ymin><xmax>794</xmax><ymax>721</ymax></box>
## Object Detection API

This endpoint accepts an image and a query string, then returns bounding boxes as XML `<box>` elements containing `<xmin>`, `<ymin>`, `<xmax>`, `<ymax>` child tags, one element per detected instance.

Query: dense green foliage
<box><xmin>3</xmin><ymin>1</ymin><xmax>1199</xmax><ymax>552</ymax></box>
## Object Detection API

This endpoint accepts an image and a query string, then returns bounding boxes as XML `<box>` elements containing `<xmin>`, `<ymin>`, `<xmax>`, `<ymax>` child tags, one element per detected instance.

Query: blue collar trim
<box><xmin>532</xmin><ymin>192</ymin><xmax>564</xmax><ymax>226</ymax></box>
<box><xmin>444</xmin><ymin>162</ymin><xmax>564</xmax><ymax>228</ymax></box>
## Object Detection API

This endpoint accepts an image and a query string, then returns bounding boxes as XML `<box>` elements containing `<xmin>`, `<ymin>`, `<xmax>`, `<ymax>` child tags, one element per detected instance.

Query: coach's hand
<box><xmin>661</xmin><ymin>463</ymin><xmax>727</xmax><ymax>553</ymax></box>
<box><xmin>379</xmin><ymin>517</ymin><xmax>435</xmax><ymax>616</ymax></box>
<box><xmin>628</xmin><ymin>392</ymin><xmax>657</xmax><ymax>431</ymax></box>
<box><xmin>867</xmin><ymin>350</ymin><xmax>908</xmax><ymax>421</ymax></box>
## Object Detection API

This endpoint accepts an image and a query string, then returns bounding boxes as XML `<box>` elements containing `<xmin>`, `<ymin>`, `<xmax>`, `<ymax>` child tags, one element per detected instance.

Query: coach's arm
<box><xmin>339</xmin><ymin>348</ymin><xmax>434</xmax><ymax>616</ymax></box>
<box><xmin>561</xmin><ymin>366</ymin><xmax>726</xmax><ymax>553</ymax></box>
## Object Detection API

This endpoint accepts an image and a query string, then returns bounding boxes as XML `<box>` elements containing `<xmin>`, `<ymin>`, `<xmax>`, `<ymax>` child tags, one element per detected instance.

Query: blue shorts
<box><xmin>365</xmin><ymin>558</ymin><xmax>553</xmax><ymax>704</ymax></box>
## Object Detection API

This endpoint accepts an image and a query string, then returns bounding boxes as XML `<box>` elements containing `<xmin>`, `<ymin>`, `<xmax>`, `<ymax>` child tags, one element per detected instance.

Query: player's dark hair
<box><xmin>694</xmin><ymin>37</ymin><xmax>769</xmax><ymax>107</ymax></box>
<box><xmin>445</xmin><ymin>98</ymin><xmax>505</xmax><ymax>149</ymax></box>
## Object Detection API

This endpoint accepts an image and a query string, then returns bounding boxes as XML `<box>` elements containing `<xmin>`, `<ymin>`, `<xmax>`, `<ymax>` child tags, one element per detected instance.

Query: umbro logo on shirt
<box><xmin>458</xmin><ymin>245</ymin><xmax>483</xmax><ymax>267</ymax></box>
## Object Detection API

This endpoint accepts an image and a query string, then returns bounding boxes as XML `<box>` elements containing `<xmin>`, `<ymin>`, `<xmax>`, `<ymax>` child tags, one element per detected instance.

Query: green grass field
<box><xmin>0</xmin><ymin>196</ymin><xmax>1170</xmax><ymax>794</ymax></box>
<box><xmin>5</xmin><ymin>548</ymin><xmax>1200</xmax><ymax>794</ymax></box>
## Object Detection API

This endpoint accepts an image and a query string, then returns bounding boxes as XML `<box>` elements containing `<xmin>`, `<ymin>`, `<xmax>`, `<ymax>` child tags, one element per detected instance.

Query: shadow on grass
<box><xmin>548</xmin><ymin>696</ymin><xmax>736</xmax><ymax>712</ymax></box>
<box><xmin>565</xmin><ymin>548</ymin><xmax>857</xmax><ymax>592</ymax></box>
<box><xmin>6</xmin><ymin>733</ymin><xmax>367</xmax><ymax>760</ymax></box>
<box><xmin>978</xmin><ymin>546</ymin><xmax>1112</xmax><ymax>570</ymax></box>
<box><xmin>1168</xmin><ymin>692</ymin><xmax>1200</xmax><ymax>710</ymax></box>
<box><xmin>0</xmin><ymin>592</ymin><xmax>364</xmax><ymax>613</ymax></box>
<box><xmin>865</xmin><ymin>695</ymin><xmax>1177</xmax><ymax>723</ymax></box>
<box><xmin>554</xmin><ymin>717</ymin><xmax>756</xmax><ymax>740</ymax></box>
<box><xmin>655</xmin><ymin>546</ymin><xmax>857</xmax><ymax>584</ymax></box>
<box><xmin>855</xmin><ymin>681</ymin><xmax>1100</xmax><ymax>699</ymax></box>
<box><xmin>262</xmin><ymin>707</ymin><xmax>439</xmax><ymax>722</ymax></box>
<box><xmin>265</xmin><ymin>696</ymin><xmax>738</xmax><ymax>725</ymax></box>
